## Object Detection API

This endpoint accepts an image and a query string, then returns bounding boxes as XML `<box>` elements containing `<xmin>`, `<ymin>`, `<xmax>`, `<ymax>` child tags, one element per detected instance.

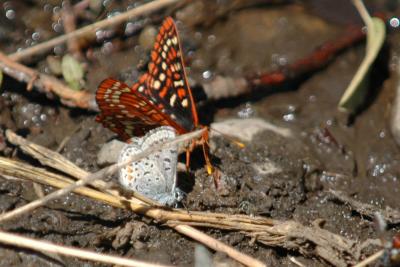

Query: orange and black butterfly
<box><xmin>95</xmin><ymin>17</ymin><xmax>212</xmax><ymax>173</ymax></box>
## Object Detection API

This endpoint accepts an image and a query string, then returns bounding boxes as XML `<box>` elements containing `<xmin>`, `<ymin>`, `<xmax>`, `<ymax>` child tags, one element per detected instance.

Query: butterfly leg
<box><xmin>201</xmin><ymin>129</ymin><xmax>213</xmax><ymax>175</ymax></box>
<box><xmin>185</xmin><ymin>147</ymin><xmax>191</xmax><ymax>172</ymax></box>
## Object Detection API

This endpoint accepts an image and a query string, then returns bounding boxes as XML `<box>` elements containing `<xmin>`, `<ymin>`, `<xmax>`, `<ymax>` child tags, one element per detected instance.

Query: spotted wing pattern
<box><xmin>118</xmin><ymin>126</ymin><xmax>182</xmax><ymax>205</ymax></box>
<box><xmin>145</xmin><ymin>17</ymin><xmax>199</xmax><ymax>132</ymax></box>
<box><xmin>95</xmin><ymin>77</ymin><xmax>181</xmax><ymax>140</ymax></box>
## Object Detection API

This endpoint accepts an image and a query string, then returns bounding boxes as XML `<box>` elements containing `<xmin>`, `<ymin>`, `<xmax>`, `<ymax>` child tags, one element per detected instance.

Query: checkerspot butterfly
<box><xmin>95</xmin><ymin>17</ymin><xmax>212</xmax><ymax>173</ymax></box>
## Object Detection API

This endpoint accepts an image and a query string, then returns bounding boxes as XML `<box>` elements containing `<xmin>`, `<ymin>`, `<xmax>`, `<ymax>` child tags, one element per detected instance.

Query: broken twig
<box><xmin>328</xmin><ymin>190</ymin><xmax>400</xmax><ymax>225</ymax></box>
<box><xmin>0</xmin><ymin>52</ymin><xmax>97</xmax><ymax>110</ymax></box>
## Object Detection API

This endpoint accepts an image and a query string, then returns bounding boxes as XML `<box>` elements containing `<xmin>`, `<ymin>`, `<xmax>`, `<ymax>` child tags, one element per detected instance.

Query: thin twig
<box><xmin>62</xmin><ymin>0</ymin><xmax>82</xmax><ymax>58</ymax></box>
<box><xmin>352</xmin><ymin>249</ymin><xmax>384</xmax><ymax>267</ymax></box>
<box><xmin>0</xmin><ymin>230</ymin><xmax>173</xmax><ymax>267</ymax></box>
<box><xmin>9</xmin><ymin>0</ymin><xmax>179</xmax><ymax>62</ymax></box>
<box><xmin>0</xmin><ymin>52</ymin><xmax>97</xmax><ymax>110</ymax></box>
<box><xmin>173</xmin><ymin>225</ymin><xmax>266</xmax><ymax>267</ymax></box>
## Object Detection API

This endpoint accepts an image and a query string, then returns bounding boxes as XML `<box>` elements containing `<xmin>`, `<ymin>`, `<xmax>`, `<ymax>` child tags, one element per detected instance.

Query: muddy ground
<box><xmin>0</xmin><ymin>1</ymin><xmax>399</xmax><ymax>266</ymax></box>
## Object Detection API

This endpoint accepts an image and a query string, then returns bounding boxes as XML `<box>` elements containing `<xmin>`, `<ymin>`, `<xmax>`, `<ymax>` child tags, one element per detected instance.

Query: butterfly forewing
<box><xmin>95</xmin><ymin>77</ymin><xmax>181</xmax><ymax>140</ymax></box>
<box><xmin>146</xmin><ymin>17</ymin><xmax>199</xmax><ymax>132</ymax></box>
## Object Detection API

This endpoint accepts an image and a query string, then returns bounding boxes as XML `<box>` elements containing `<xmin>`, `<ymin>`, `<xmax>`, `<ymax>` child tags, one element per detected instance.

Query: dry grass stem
<box><xmin>352</xmin><ymin>249</ymin><xmax>384</xmax><ymax>267</ymax></box>
<box><xmin>0</xmin><ymin>230</ymin><xmax>173</xmax><ymax>267</ymax></box>
<box><xmin>173</xmin><ymin>225</ymin><xmax>266</xmax><ymax>267</ymax></box>
<box><xmin>9</xmin><ymin>0</ymin><xmax>179</xmax><ymax>62</ymax></box>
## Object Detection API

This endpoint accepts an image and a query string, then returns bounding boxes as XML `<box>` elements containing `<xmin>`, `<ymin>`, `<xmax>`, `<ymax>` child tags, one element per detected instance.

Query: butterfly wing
<box><xmin>95</xmin><ymin>77</ymin><xmax>182</xmax><ymax>140</ymax></box>
<box><xmin>119</xmin><ymin>129</ymin><xmax>179</xmax><ymax>206</ymax></box>
<box><xmin>145</xmin><ymin>17</ymin><xmax>199</xmax><ymax>133</ymax></box>
<box><xmin>119</xmin><ymin>142</ymin><xmax>165</xmax><ymax>199</ymax></box>
<box><xmin>140</xmin><ymin>126</ymin><xmax>178</xmax><ymax>192</ymax></box>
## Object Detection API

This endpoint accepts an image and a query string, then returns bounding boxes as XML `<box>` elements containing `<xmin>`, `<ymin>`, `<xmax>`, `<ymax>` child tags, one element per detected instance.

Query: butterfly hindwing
<box><xmin>95</xmin><ymin>77</ymin><xmax>180</xmax><ymax>140</ymax></box>
<box><xmin>118</xmin><ymin>126</ymin><xmax>179</xmax><ymax>205</ymax></box>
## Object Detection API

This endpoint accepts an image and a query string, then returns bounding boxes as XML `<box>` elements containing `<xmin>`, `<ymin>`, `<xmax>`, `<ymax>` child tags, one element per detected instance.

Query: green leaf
<box><xmin>0</xmin><ymin>70</ymin><xmax>3</xmax><ymax>88</ymax></box>
<box><xmin>338</xmin><ymin>17</ymin><xmax>386</xmax><ymax>112</ymax></box>
<box><xmin>61</xmin><ymin>54</ymin><xmax>84</xmax><ymax>91</ymax></box>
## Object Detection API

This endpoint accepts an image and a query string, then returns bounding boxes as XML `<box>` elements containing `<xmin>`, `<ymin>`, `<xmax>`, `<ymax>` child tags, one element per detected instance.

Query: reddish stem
<box><xmin>250</xmin><ymin>25</ymin><xmax>366</xmax><ymax>87</ymax></box>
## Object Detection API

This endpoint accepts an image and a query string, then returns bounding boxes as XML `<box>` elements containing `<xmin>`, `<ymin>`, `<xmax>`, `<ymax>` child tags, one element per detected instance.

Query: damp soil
<box><xmin>0</xmin><ymin>1</ymin><xmax>400</xmax><ymax>266</ymax></box>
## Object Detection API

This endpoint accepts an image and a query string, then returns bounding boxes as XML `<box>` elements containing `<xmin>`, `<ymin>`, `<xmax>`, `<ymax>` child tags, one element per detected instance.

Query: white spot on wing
<box><xmin>174</xmin><ymin>80</ymin><xmax>184</xmax><ymax>87</ymax></box>
<box><xmin>170</xmin><ymin>94</ymin><xmax>177</xmax><ymax>107</ymax></box>
<box><xmin>153</xmin><ymin>80</ymin><xmax>161</xmax><ymax>90</ymax></box>
<box><xmin>159</xmin><ymin>73</ymin><xmax>166</xmax><ymax>81</ymax></box>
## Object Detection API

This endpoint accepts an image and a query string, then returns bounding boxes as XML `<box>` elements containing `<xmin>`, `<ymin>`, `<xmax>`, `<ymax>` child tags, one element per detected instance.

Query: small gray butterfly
<box><xmin>118</xmin><ymin>126</ymin><xmax>183</xmax><ymax>206</ymax></box>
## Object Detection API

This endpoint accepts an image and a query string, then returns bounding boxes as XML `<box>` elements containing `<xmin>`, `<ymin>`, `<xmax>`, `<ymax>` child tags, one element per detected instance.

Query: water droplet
<box><xmin>47</xmin><ymin>108</ymin><xmax>56</xmax><ymax>116</ymax></box>
<box><xmin>282</xmin><ymin>105</ymin><xmax>297</xmax><ymax>122</ymax></box>
<box><xmin>390</xmin><ymin>17</ymin><xmax>400</xmax><ymax>28</ymax></box>
<box><xmin>40</xmin><ymin>114</ymin><xmax>47</xmax><ymax>121</ymax></box>
<box><xmin>53</xmin><ymin>45</ymin><xmax>65</xmax><ymax>55</ymax></box>
<box><xmin>43</xmin><ymin>3</ymin><xmax>52</xmax><ymax>12</ymax></box>
<box><xmin>107</xmin><ymin>10</ymin><xmax>121</xmax><ymax>19</ymax></box>
<box><xmin>194</xmin><ymin>31</ymin><xmax>202</xmax><ymax>40</ymax></box>
<box><xmin>202</xmin><ymin>70</ymin><xmax>213</xmax><ymax>80</ymax></box>
<box><xmin>103</xmin><ymin>0</ymin><xmax>112</xmax><ymax>7</ymax></box>
<box><xmin>207</xmin><ymin>35</ymin><xmax>216</xmax><ymax>43</ymax></box>
<box><xmin>5</xmin><ymin>9</ymin><xmax>15</xmax><ymax>20</ymax></box>
<box><xmin>95</xmin><ymin>30</ymin><xmax>105</xmax><ymax>41</ymax></box>
<box><xmin>278</xmin><ymin>56</ymin><xmax>288</xmax><ymax>66</ymax></box>
<box><xmin>53</xmin><ymin>6</ymin><xmax>61</xmax><ymax>14</ymax></box>
<box><xmin>101</xmin><ymin>42</ymin><xmax>113</xmax><ymax>54</ymax></box>
<box><xmin>32</xmin><ymin>115</ymin><xmax>40</xmax><ymax>124</ymax></box>
<box><xmin>237</xmin><ymin>102</ymin><xmax>255</xmax><ymax>119</ymax></box>
<box><xmin>52</xmin><ymin>21</ymin><xmax>63</xmax><ymax>33</ymax></box>
<box><xmin>371</xmin><ymin>163</ymin><xmax>387</xmax><ymax>177</ymax></box>
<box><xmin>32</xmin><ymin>32</ymin><xmax>41</xmax><ymax>41</ymax></box>
<box><xmin>283</xmin><ymin>113</ymin><xmax>295</xmax><ymax>122</ymax></box>
<box><xmin>125</xmin><ymin>22</ymin><xmax>138</xmax><ymax>36</ymax></box>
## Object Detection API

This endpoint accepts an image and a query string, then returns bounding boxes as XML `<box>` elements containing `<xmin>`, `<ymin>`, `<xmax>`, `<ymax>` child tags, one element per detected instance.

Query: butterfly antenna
<box><xmin>209</xmin><ymin>127</ymin><xmax>245</xmax><ymax>148</ymax></box>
